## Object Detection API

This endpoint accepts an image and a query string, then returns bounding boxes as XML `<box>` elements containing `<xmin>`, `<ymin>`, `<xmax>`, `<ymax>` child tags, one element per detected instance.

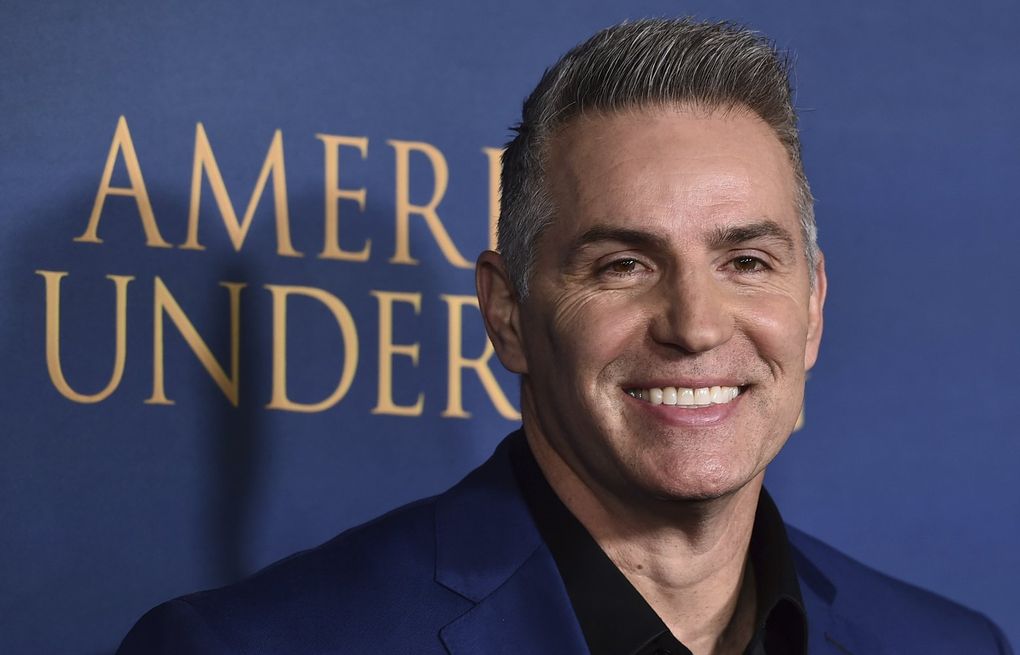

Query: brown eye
<box><xmin>607</xmin><ymin>258</ymin><xmax>639</xmax><ymax>274</ymax></box>
<box><xmin>732</xmin><ymin>256</ymin><xmax>766</xmax><ymax>273</ymax></box>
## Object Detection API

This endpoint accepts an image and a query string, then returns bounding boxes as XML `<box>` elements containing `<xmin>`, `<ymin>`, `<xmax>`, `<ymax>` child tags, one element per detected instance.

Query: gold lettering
<box><xmin>181</xmin><ymin>124</ymin><xmax>301</xmax><ymax>257</ymax></box>
<box><xmin>146</xmin><ymin>277</ymin><xmax>245</xmax><ymax>406</ymax></box>
<box><xmin>75</xmin><ymin>116</ymin><xmax>170</xmax><ymax>248</ymax></box>
<box><xmin>316</xmin><ymin>134</ymin><xmax>371</xmax><ymax>261</ymax></box>
<box><xmin>370</xmin><ymin>290</ymin><xmax>424</xmax><ymax>416</ymax></box>
<box><xmin>265</xmin><ymin>284</ymin><xmax>359</xmax><ymax>413</ymax></box>
<box><xmin>37</xmin><ymin>271</ymin><xmax>133</xmax><ymax>403</ymax></box>
<box><xmin>387</xmin><ymin>139</ymin><xmax>471</xmax><ymax>268</ymax></box>
<box><xmin>483</xmin><ymin>147</ymin><xmax>502</xmax><ymax>251</ymax></box>
<box><xmin>440</xmin><ymin>294</ymin><xmax>520</xmax><ymax>420</ymax></box>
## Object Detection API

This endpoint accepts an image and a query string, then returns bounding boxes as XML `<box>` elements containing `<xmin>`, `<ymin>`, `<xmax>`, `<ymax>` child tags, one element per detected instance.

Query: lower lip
<box><xmin>623</xmin><ymin>389</ymin><xmax>744</xmax><ymax>427</ymax></box>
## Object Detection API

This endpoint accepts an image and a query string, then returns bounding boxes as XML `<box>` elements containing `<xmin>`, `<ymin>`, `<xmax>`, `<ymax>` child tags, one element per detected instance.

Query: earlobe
<box><xmin>804</xmin><ymin>253</ymin><xmax>827</xmax><ymax>370</ymax></box>
<box><xmin>475</xmin><ymin>251</ymin><xmax>529</xmax><ymax>374</ymax></box>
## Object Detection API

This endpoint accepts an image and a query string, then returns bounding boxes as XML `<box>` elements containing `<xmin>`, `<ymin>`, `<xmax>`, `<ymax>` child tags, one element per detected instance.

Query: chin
<box><xmin>637</xmin><ymin>458</ymin><xmax>758</xmax><ymax>503</ymax></box>
<box><xmin>649</xmin><ymin>483</ymin><xmax>742</xmax><ymax>504</ymax></box>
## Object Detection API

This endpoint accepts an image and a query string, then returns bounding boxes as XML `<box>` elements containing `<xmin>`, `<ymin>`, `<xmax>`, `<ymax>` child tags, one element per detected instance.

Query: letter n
<box><xmin>146</xmin><ymin>277</ymin><xmax>245</xmax><ymax>406</ymax></box>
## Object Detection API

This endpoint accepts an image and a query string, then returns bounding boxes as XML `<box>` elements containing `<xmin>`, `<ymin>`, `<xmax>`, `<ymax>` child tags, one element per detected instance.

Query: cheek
<box><xmin>544</xmin><ymin>292</ymin><xmax>646</xmax><ymax>374</ymax></box>
<box><xmin>741</xmin><ymin>295</ymin><xmax>811</xmax><ymax>370</ymax></box>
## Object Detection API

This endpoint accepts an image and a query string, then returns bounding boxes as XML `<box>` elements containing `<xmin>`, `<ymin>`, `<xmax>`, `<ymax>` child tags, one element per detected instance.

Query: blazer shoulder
<box><xmin>119</xmin><ymin>495</ymin><xmax>468</xmax><ymax>654</ymax></box>
<box><xmin>787</xmin><ymin>525</ymin><xmax>1013</xmax><ymax>654</ymax></box>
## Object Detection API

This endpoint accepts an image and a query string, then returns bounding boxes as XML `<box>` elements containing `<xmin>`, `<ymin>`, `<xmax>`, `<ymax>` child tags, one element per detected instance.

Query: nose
<box><xmin>649</xmin><ymin>269</ymin><xmax>734</xmax><ymax>353</ymax></box>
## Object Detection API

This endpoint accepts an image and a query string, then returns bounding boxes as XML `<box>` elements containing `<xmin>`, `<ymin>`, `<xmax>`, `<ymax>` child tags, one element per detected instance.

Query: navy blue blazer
<box><xmin>119</xmin><ymin>437</ymin><xmax>1013</xmax><ymax>654</ymax></box>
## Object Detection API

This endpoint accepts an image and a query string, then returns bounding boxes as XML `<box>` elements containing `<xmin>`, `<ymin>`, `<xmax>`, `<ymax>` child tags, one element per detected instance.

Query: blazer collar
<box><xmin>433</xmin><ymin>433</ymin><xmax>589</xmax><ymax>654</ymax></box>
<box><xmin>792</xmin><ymin>530</ymin><xmax>893</xmax><ymax>655</ymax></box>
<box><xmin>433</xmin><ymin>434</ymin><xmax>542</xmax><ymax>602</ymax></box>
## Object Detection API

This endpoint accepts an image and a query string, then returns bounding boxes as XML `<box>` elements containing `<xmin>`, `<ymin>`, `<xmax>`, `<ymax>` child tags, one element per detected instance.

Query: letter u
<box><xmin>36</xmin><ymin>271</ymin><xmax>133</xmax><ymax>403</ymax></box>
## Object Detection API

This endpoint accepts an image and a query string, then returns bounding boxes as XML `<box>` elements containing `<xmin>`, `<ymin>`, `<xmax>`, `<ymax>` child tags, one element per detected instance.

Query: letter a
<box><xmin>75</xmin><ymin>116</ymin><xmax>171</xmax><ymax>248</ymax></box>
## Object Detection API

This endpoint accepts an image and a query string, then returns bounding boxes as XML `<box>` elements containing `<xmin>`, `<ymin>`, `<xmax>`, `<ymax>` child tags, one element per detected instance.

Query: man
<box><xmin>119</xmin><ymin>19</ymin><xmax>1012</xmax><ymax>655</ymax></box>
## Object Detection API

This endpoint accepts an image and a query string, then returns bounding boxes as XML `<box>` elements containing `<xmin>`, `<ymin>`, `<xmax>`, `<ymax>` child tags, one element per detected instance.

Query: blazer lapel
<box><xmin>432</xmin><ymin>436</ymin><xmax>589</xmax><ymax>655</ymax></box>
<box><xmin>794</xmin><ymin>538</ymin><xmax>893</xmax><ymax>655</ymax></box>
<box><xmin>439</xmin><ymin>546</ymin><xmax>589</xmax><ymax>654</ymax></box>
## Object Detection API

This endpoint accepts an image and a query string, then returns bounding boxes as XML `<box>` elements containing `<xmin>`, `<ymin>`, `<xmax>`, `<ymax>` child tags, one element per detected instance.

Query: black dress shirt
<box><xmin>508</xmin><ymin>431</ymin><xmax>807</xmax><ymax>655</ymax></box>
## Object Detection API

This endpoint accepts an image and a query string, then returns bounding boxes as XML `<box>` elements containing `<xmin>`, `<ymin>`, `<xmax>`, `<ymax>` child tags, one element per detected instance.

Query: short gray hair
<box><xmin>498</xmin><ymin>18</ymin><xmax>818</xmax><ymax>297</ymax></box>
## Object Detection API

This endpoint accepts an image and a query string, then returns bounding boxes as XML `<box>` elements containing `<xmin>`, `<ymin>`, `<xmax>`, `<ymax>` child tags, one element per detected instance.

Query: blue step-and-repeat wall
<box><xmin>2</xmin><ymin>1</ymin><xmax>1017</xmax><ymax>653</ymax></box>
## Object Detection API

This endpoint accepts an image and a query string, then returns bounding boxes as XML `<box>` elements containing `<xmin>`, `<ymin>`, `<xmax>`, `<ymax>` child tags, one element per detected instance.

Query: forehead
<box><xmin>543</xmin><ymin>106</ymin><xmax>799</xmax><ymax>245</ymax></box>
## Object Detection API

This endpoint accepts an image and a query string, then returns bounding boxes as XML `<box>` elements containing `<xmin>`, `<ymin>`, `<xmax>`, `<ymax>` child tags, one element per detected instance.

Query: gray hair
<box><xmin>498</xmin><ymin>18</ymin><xmax>818</xmax><ymax>297</ymax></box>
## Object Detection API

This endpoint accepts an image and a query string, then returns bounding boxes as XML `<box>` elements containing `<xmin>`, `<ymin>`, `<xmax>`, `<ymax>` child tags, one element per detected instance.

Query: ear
<box><xmin>475</xmin><ymin>250</ymin><xmax>529</xmax><ymax>374</ymax></box>
<box><xmin>804</xmin><ymin>252</ymin><xmax>827</xmax><ymax>371</ymax></box>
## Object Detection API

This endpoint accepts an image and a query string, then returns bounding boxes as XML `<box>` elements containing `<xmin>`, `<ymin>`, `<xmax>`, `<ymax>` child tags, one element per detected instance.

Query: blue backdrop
<box><xmin>2</xmin><ymin>2</ymin><xmax>1017</xmax><ymax>653</ymax></box>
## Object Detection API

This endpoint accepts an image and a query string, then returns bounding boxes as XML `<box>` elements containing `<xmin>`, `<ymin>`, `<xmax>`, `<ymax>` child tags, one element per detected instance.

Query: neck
<box><xmin>523</xmin><ymin>422</ymin><xmax>763</xmax><ymax>655</ymax></box>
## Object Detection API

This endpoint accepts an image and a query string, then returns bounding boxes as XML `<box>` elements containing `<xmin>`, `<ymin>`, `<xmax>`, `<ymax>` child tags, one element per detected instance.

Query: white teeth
<box><xmin>629</xmin><ymin>385</ymin><xmax>742</xmax><ymax>407</ymax></box>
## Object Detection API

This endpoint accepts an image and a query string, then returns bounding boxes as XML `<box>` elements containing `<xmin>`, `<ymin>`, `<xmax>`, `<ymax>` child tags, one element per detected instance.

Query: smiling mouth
<box><xmin>625</xmin><ymin>385</ymin><xmax>745</xmax><ymax>407</ymax></box>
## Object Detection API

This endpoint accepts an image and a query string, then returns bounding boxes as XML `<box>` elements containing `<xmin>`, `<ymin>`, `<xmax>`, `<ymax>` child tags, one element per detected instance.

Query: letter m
<box><xmin>181</xmin><ymin>123</ymin><xmax>301</xmax><ymax>256</ymax></box>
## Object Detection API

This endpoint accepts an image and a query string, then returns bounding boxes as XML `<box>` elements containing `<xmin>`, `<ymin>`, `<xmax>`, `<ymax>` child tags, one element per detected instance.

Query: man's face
<box><xmin>507</xmin><ymin>106</ymin><xmax>825</xmax><ymax>503</ymax></box>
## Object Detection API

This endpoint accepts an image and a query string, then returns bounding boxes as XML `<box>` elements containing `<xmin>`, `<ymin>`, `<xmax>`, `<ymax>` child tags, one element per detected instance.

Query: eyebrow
<box><xmin>565</xmin><ymin>219</ymin><xmax>797</xmax><ymax>262</ymax></box>
<box><xmin>568</xmin><ymin>225</ymin><xmax>672</xmax><ymax>253</ymax></box>
<box><xmin>705</xmin><ymin>219</ymin><xmax>797</xmax><ymax>257</ymax></box>
<box><xmin>561</xmin><ymin>225</ymin><xmax>672</xmax><ymax>269</ymax></box>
